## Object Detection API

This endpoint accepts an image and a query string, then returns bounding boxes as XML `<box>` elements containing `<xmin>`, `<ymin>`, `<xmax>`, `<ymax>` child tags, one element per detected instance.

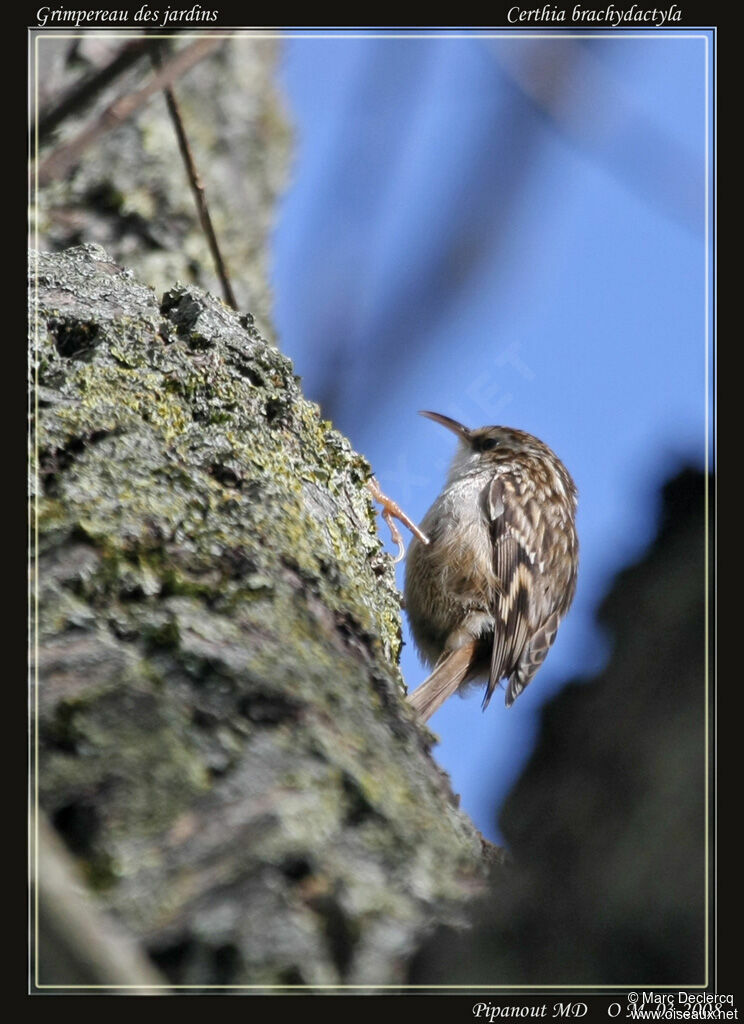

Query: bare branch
<box><xmin>152</xmin><ymin>45</ymin><xmax>238</xmax><ymax>311</ymax></box>
<box><xmin>34</xmin><ymin>39</ymin><xmax>163</xmax><ymax>144</ymax></box>
<box><xmin>36</xmin><ymin>38</ymin><xmax>223</xmax><ymax>188</ymax></box>
<box><xmin>35</xmin><ymin>815</ymin><xmax>167</xmax><ymax>990</ymax></box>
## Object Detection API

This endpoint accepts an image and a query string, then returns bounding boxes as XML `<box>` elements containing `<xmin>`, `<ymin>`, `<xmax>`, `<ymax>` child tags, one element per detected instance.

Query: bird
<box><xmin>404</xmin><ymin>411</ymin><xmax>578</xmax><ymax>721</ymax></box>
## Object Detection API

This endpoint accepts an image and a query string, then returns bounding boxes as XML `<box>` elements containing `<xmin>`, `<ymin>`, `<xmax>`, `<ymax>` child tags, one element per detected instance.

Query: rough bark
<box><xmin>30</xmin><ymin>244</ymin><xmax>488</xmax><ymax>990</ymax></box>
<box><xmin>35</xmin><ymin>814</ymin><xmax>167</xmax><ymax>990</ymax></box>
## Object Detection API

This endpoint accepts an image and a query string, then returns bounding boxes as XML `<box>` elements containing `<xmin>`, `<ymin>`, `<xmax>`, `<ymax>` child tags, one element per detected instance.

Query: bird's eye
<box><xmin>478</xmin><ymin>437</ymin><xmax>500</xmax><ymax>451</ymax></box>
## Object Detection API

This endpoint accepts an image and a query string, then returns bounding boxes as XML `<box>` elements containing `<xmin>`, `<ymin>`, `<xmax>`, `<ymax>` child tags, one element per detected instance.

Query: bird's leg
<box><xmin>366</xmin><ymin>476</ymin><xmax>430</xmax><ymax>564</ymax></box>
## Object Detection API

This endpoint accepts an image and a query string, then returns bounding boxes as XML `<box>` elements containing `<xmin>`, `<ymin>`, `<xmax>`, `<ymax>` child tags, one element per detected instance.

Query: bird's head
<box><xmin>420</xmin><ymin>410</ymin><xmax>533</xmax><ymax>462</ymax></box>
<box><xmin>418</xmin><ymin>411</ymin><xmax>574</xmax><ymax>498</ymax></box>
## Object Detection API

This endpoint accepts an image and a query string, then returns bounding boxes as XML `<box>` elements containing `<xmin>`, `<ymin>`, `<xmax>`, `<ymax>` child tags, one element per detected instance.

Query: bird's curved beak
<box><xmin>419</xmin><ymin>411</ymin><xmax>472</xmax><ymax>441</ymax></box>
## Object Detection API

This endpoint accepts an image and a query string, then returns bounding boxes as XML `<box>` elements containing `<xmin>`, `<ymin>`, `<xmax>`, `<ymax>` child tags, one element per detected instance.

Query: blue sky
<box><xmin>271</xmin><ymin>31</ymin><xmax>712</xmax><ymax>842</ymax></box>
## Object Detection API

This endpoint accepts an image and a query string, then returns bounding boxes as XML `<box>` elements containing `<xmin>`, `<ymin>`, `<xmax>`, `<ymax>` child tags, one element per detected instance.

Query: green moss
<box><xmin>32</xmin><ymin>248</ymin><xmax>485</xmax><ymax>983</ymax></box>
<box><xmin>82</xmin><ymin>850</ymin><xmax>120</xmax><ymax>893</ymax></box>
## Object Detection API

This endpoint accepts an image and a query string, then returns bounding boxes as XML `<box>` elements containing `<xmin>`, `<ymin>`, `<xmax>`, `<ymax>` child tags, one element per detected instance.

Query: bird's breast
<box><xmin>405</xmin><ymin>473</ymin><xmax>496</xmax><ymax>665</ymax></box>
<box><xmin>433</xmin><ymin>476</ymin><xmax>494</xmax><ymax>584</ymax></box>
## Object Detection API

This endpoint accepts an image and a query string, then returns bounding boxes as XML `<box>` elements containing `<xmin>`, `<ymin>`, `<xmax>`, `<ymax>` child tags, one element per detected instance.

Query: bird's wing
<box><xmin>504</xmin><ymin>610</ymin><xmax>561</xmax><ymax>707</ymax></box>
<box><xmin>505</xmin><ymin>512</ymin><xmax>577</xmax><ymax>706</ymax></box>
<box><xmin>484</xmin><ymin>474</ymin><xmax>555</xmax><ymax>709</ymax></box>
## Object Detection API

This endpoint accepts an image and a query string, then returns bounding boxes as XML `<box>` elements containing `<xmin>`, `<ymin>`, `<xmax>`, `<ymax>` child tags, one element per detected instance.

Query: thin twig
<box><xmin>34</xmin><ymin>39</ymin><xmax>163</xmax><ymax>144</ymax></box>
<box><xmin>37</xmin><ymin>37</ymin><xmax>222</xmax><ymax>188</ymax></box>
<box><xmin>152</xmin><ymin>45</ymin><xmax>238</xmax><ymax>311</ymax></box>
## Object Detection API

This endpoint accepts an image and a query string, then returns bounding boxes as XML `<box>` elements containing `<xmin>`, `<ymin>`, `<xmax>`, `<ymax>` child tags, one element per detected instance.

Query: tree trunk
<box><xmin>30</xmin><ymin>244</ymin><xmax>489</xmax><ymax>991</ymax></box>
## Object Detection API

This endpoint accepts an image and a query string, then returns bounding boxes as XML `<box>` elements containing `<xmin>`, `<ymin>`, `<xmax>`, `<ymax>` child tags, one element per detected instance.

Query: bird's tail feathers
<box><xmin>407</xmin><ymin>642</ymin><xmax>476</xmax><ymax>722</ymax></box>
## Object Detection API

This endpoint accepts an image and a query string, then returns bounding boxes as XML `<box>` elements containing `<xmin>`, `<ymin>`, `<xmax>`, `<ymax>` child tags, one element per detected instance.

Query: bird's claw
<box><xmin>366</xmin><ymin>477</ymin><xmax>429</xmax><ymax>563</ymax></box>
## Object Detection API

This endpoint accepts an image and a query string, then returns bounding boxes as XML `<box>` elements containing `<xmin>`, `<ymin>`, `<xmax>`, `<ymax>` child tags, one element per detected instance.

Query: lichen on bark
<box><xmin>31</xmin><ymin>244</ymin><xmax>487</xmax><ymax>988</ymax></box>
